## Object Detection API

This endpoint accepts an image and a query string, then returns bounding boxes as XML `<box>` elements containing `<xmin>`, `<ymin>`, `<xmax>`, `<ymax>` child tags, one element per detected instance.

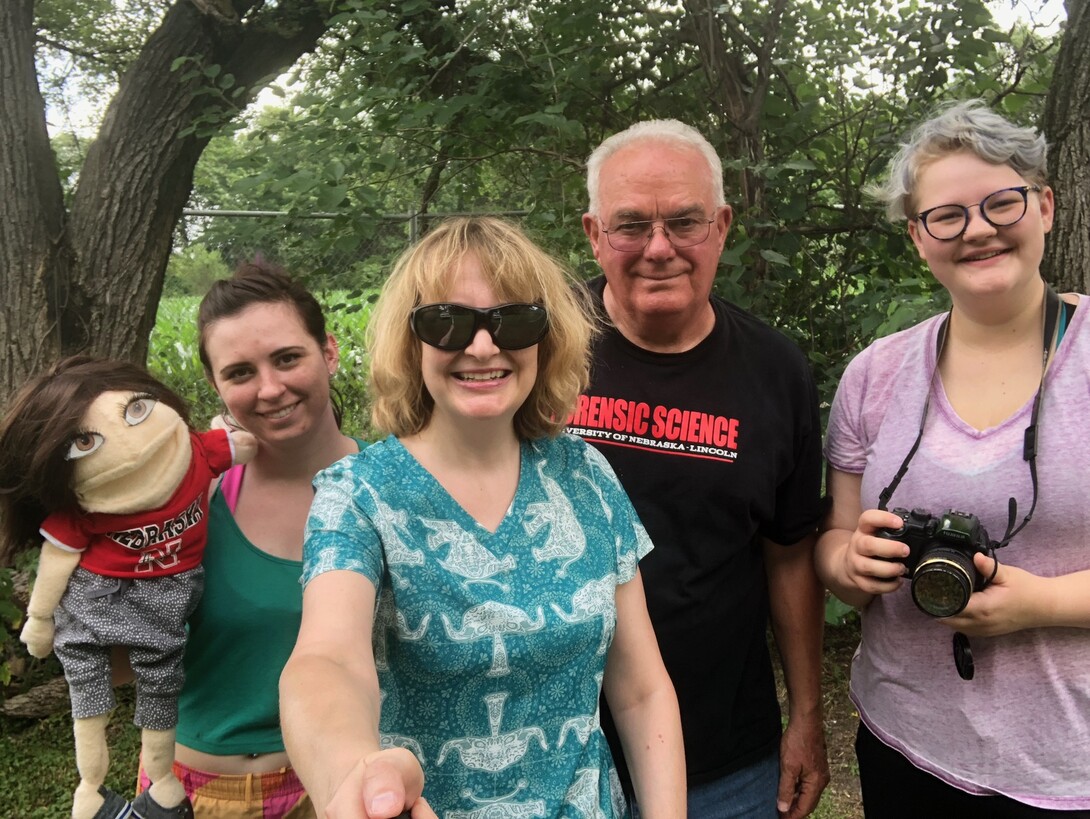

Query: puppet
<box><xmin>0</xmin><ymin>356</ymin><xmax>257</xmax><ymax>819</ymax></box>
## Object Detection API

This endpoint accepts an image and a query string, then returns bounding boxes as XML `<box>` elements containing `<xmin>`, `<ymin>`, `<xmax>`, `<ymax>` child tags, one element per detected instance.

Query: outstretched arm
<box><xmin>280</xmin><ymin>570</ymin><xmax>433</xmax><ymax>819</ymax></box>
<box><xmin>764</xmin><ymin>533</ymin><xmax>829</xmax><ymax>819</ymax></box>
<box><xmin>603</xmin><ymin>568</ymin><xmax>685</xmax><ymax>818</ymax></box>
<box><xmin>20</xmin><ymin>541</ymin><xmax>81</xmax><ymax>658</ymax></box>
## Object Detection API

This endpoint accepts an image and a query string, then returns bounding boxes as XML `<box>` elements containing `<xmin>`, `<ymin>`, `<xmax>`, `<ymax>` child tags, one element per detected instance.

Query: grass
<box><xmin>0</xmin><ymin>687</ymin><xmax>141</xmax><ymax>818</ymax></box>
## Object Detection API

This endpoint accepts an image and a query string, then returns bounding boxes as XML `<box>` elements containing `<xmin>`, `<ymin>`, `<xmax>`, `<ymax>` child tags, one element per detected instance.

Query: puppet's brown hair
<box><xmin>0</xmin><ymin>356</ymin><xmax>190</xmax><ymax>564</ymax></box>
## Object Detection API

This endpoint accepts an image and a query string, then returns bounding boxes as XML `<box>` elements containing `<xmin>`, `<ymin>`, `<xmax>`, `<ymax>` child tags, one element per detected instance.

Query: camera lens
<box><xmin>911</xmin><ymin>547</ymin><xmax>976</xmax><ymax>616</ymax></box>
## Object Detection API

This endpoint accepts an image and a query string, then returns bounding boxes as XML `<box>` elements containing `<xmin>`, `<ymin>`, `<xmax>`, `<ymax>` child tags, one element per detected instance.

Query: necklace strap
<box><xmin>877</xmin><ymin>284</ymin><xmax>1061</xmax><ymax>548</ymax></box>
<box><xmin>999</xmin><ymin>284</ymin><xmax>1061</xmax><ymax>546</ymax></box>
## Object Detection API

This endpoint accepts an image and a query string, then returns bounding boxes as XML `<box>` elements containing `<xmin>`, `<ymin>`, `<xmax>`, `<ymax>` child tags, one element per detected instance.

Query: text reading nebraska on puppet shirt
<box><xmin>569</xmin><ymin>396</ymin><xmax>739</xmax><ymax>460</ymax></box>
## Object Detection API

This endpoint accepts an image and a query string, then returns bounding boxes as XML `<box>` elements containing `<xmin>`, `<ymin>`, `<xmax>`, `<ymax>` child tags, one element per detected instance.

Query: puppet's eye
<box><xmin>65</xmin><ymin>432</ymin><xmax>104</xmax><ymax>460</ymax></box>
<box><xmin>124</xmin><ymin>396</ymin><xmax>157</xmax><ymax>425</ymax></box>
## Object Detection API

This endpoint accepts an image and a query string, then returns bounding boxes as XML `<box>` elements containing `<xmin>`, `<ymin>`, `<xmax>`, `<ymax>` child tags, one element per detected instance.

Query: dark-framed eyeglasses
<box><xmin>409</xmin><ymin>303</ymin><xmax>549</xmax><ymax>351</ymax></box>
<box><xmin>914</xmin><ymin>185</ymin><xmax>1041</xmax><ymax>241</ymax></box>
<box><xmin>601</xmin><ymin>216</ymin><xmax>716</xmax><ymax>252</ymax></box>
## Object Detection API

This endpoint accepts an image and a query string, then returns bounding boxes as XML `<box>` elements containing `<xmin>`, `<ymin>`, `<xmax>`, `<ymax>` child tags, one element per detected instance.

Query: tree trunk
<box><xmin>681</xmin><ymin>0</ymin><xmax>789</xmax><ymax>206</ymax></box>
<box><xmin>1042</xmin><ymin>0</ymin><xmax>1090</xmax><ymax>293</ymax></box>
<box><xmin>0</xmin><ymin>0</ymin><xmax>334</xmax><ymax>407</ymax></box>
<box><xmin>680</xmin><ymin>0</ymin><xmax>789</xmax><ymax>286</ymax></box>
<box><xmin>0</xmin><ymin>0</ymin><xmax>70</xmax><ymax>396</ymax></box>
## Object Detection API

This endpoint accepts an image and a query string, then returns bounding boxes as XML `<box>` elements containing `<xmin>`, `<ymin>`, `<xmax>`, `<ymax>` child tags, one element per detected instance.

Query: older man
<box><xmin>569</xmin><ymin>120</ymin><xmax>829</xmax><ymax>818</ymax></box>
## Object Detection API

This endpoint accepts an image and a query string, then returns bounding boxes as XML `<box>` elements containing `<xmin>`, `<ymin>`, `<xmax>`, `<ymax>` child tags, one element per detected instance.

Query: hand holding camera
<box><xmin>875</xmin><ymin>507</ymin><xmax>996</xmax><ymax>617</ymax></box>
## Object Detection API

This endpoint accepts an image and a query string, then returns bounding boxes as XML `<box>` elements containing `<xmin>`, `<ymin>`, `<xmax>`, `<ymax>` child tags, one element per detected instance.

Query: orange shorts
<box><xmin>138</xmin><ymin>759</ymin><xmax>316</xmax><ymax>819</ymax></box>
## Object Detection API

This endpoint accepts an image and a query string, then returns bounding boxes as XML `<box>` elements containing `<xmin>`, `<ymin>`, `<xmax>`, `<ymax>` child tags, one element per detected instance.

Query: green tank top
<box><xmin>175</xmin><ymin>488</ymin><xmax>304</xmax><ymax>754</ymax></box>
<box><xmin>177</xmin><ymin>440</ymin><xmax>363</xmax><ymax>754</ymax></box>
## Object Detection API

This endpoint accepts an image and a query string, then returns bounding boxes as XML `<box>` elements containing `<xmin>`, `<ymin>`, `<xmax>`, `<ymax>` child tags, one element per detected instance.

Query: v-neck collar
<box><xmin>389</xmin><ymin>435</ymin><xmax>530</xmax><ymax>537</ymax></box>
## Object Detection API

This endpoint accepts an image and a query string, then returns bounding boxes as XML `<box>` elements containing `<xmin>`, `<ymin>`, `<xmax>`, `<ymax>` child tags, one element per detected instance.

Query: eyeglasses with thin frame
<box><xmin>601</xmin><ymin>216</ymin><xmax>716</xmax><ymax>252</ymax></box>
<box><xmin>914</xmin><ymin>185</ymin><xmax>1042</xmax><ymax>241</ymax></box>
<box><xmin>409</xmin><ymin>303</ymin><xmax>549</xmax><ymax>351</ymax></box>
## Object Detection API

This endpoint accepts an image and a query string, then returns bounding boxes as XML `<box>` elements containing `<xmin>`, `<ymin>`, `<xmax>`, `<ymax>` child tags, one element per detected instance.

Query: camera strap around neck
<box><xmin>877</xmin><ymin>283</ymin><xmax>1062</xmax><ymax>550</ymax></box>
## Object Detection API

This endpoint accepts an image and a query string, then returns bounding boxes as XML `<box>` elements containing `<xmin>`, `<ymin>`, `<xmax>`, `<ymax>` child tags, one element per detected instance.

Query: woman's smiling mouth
<box><xmin>454</xmin><ymin>370</ymin><xmax>509</xmax><ymax>382</ymax></box>
<box><xmin>961</xmin><ymin>248</ymin><xmax>1011</xmax><ymax>263</ymax></box>
<box><xmin>262</xmin><ymin>402</ymin><xmax>300</xmax><ymax>419</ymax></box>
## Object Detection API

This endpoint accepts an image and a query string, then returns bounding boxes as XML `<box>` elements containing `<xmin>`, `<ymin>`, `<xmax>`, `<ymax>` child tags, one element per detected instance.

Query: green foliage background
<box><xmin>151</xmin><ymin>0</ymin><xmax>1056</xmax><ymax>424</ymax></box>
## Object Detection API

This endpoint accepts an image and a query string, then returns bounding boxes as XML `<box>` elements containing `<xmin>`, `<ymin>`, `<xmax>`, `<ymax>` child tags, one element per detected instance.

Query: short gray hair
<box><xmin>872</xmin><ymin>99</ymin><xmax>1048</xmax><ymax>222</ymax></box>
<box><xmin>585</xmin><ymin>120</ymin><xmax>726</xmax><ymax>216</ymax></box>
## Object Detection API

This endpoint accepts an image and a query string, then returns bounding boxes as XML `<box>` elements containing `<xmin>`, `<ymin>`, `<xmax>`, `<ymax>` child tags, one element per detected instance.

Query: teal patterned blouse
<box><xmin>303</xmin><ymin>433</ymin><xmax>653</xmax><ymax>817</ymax></box>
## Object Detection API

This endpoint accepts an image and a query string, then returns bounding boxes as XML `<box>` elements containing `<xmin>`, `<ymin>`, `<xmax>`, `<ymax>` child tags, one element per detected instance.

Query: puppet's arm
<box><xmin>207</xmin><ymin>416</ymin><xmax>257</xmax><ymax>466</ymax></box>
<box><xmin>228</xmin><ymin>428</ymin><xmax>257</xmax><ymax>464</ymax></box>
<box><xmin>20</xmin><ymin>542</ymin><xmax>81</xmax><ymax>658</ymax></box>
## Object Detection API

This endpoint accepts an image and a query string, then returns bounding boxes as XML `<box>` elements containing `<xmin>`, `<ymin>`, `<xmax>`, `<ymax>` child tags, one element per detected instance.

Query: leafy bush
<box><xmin>0</xmin><ymin>567</ymin><xmax>22</xmax><ymax>694</ymax></box>
<box><xmin>146</xmin><ymin>296</ymin><xmax>219</xmax><ymax>427</ymax></box>
<box><xmin>825</xmin><ymin>594</ymin><xmax>859</xmax><ymax>627</ymax></box>
<box><xmin>162</xmin><ymin>245</ymin><xmax>232</xmax><ymax>297</ymax></box>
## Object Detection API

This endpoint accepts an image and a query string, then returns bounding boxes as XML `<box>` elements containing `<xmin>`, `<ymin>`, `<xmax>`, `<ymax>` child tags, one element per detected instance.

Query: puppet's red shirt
<box><xmin>40</xmin><ymin>429</ymin><xmax>234</xmax><ymax>578</ymax></box>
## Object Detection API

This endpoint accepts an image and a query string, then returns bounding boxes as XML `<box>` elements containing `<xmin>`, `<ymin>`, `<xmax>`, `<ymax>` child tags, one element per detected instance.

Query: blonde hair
<box><xmin>368</xmin><ymin>217</ymin><xmax>597</xmax><ymax>440</ymax></box>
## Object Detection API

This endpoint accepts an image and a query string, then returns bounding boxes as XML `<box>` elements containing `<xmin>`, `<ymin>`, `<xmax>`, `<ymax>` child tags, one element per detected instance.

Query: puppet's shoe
<box><xmin>92</xmin><ymin>786</ymin><xmax>134</xmax><ymax>819</ymax></box>
<box><xmin>130</xmin><ymin>790</ymin><xmax>194</xmax><ymax>819</ymax></box>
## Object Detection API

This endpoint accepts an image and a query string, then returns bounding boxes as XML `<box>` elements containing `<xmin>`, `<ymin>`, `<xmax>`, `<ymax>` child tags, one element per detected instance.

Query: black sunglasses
<box><xmin>409</xmin><ymin>303</ymin><xmax>549</xmax><ymax>351</ymax></box>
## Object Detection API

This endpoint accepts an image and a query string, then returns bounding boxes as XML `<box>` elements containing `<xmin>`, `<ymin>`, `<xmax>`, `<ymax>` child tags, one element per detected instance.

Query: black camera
<box><xmin>876</xmin><ymin>507</ymin><xmax>993</xmax><ymax>617</ymax></box>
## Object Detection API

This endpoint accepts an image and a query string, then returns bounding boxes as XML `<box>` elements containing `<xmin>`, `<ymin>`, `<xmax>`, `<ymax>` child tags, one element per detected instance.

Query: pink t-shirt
<box><xmin>826</xmin><ymin>296</ymin><xmax>1090</xmax><ymax>809</ymax></box>
<box><xmin>41</xmin><ymin>429</ymin><xmax>234</xmax><ymax>578</ymax></box>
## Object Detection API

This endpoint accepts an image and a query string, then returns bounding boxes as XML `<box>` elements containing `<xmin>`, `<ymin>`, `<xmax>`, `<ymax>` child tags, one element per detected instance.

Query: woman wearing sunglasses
<box><xmin>817</xmin><ymin>100</ymin><xmax>1090</xmax><ymax>816</ymax></box>
<box><xmin>280</xmin><ymin>216</ymin><xmax>684</xmax><ymax>818</ymax></box>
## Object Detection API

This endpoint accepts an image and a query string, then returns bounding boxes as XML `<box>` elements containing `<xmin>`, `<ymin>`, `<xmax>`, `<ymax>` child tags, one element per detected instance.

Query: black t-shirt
<box><xmin>568</xmin><ymin>277</ymin><xmax>824</xmax><ymax>786</ymax></box>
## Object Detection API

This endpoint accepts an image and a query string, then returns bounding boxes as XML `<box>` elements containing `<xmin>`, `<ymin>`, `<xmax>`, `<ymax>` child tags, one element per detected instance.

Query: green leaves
<box><xmin>0</xmin><ymin>568</ymin><xmax>21</xmax><ymax>689</ymax></box>
<box><xmin>164</xmin><ymin>0</ymin><xmax>1062</xmax><ymax>417</ymax></box>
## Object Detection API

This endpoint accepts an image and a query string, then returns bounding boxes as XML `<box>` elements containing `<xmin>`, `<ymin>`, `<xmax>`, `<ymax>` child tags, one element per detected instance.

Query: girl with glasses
<box><xmin>817</xmin><ymin>100</ymin><xmax>1090</xmax><ymax>816</ymax></box>
<box><xmin>280</xmin><ymin>217</ymin><xmax>685</xmax><ymax>818</ymax></box>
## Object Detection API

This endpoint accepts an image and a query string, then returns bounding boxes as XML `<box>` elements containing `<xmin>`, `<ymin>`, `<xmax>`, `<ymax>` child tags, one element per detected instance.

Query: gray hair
<box><xmin>872</xmin><ymin>99</ymin><xmax>1048</xmax><ymax>222</ymax></box>
<box><xmin>585</xmin><ymin>119</ymin><xmax>726</xmax><ymax>216</ymax></box>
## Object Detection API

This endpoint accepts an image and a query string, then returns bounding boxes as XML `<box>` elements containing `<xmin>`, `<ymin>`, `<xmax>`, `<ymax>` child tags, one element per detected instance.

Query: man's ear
<box><xmin>713</xmin><ymin>205</ymin><xmax>733</xmax><ymax>251</ymax></box>
<box><xmin>582</xmin><ymin>213</ymin><xmax>603</xmax><ymax>262</ymax></box>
